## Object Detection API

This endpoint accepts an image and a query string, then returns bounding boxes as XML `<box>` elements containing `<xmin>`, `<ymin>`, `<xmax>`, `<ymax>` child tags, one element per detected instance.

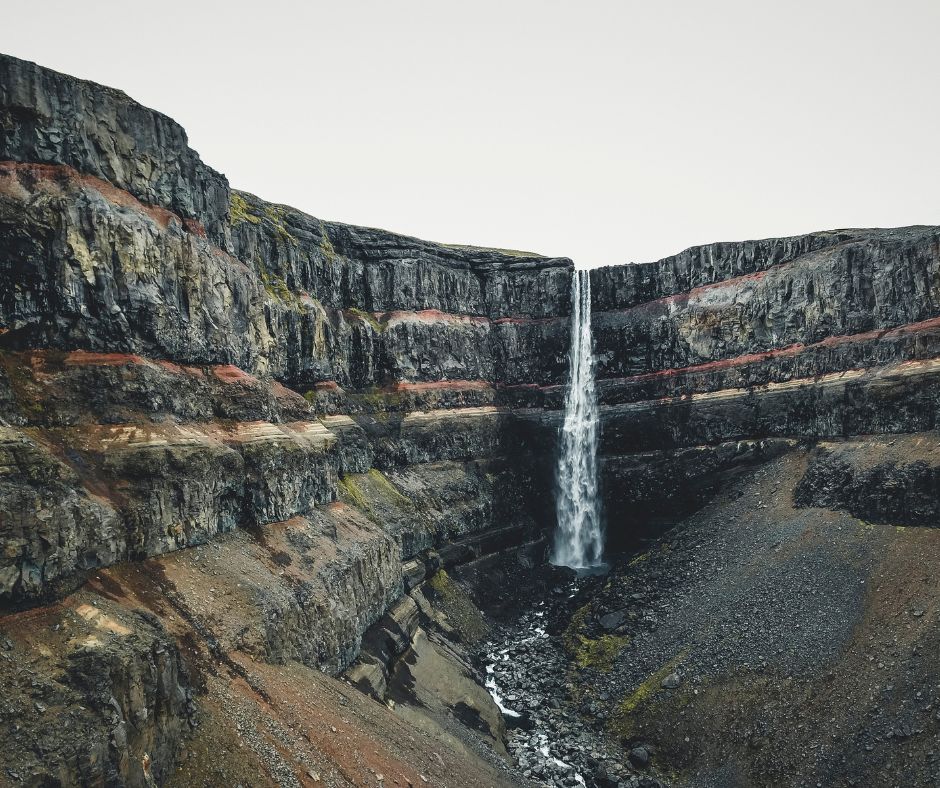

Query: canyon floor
<box><xmin>481</xmin><ymin>446</ymin><xmax>940</xmax><ymax>788</ymax></box>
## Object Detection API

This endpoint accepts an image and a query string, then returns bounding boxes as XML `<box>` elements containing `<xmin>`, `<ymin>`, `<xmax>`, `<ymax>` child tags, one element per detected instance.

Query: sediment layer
<box><xmin>4</xmin><ymin>51</ymin><xmax>940</xmax><ymax>787</ymax></box>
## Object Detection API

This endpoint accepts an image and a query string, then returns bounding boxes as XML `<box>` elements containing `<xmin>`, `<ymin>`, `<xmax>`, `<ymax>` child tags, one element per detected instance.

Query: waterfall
<box><xmin>552</xmin><ymin>268</ymin><xmax>604</xmax><ymax>569</ymax></box>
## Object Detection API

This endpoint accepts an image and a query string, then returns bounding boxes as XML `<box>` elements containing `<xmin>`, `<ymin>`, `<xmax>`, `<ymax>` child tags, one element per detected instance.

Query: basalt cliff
<box><xmin>2</xmin><ymin>54</ymin><xmax>940</xmax><ymax>788</ymax></box>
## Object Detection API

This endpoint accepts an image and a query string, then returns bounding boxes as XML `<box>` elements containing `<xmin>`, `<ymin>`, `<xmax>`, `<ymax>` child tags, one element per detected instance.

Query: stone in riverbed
<box><xmin>660</xmin><ymin>672</ymin><xmax>681</xmax><ymax>689</ymax></box>
<box><xmin>629</xmin><ymin>745</ymin><xmax>651</xmax><ymax>767</ymax></box>
<box><xmin>599</xmin><ymin>610</ymin><xmax>628</xmax><ymax>631</ymax></box>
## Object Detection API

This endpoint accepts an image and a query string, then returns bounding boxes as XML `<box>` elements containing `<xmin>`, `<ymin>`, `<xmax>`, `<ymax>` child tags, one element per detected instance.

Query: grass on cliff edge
<box><xmin>425</xmin><ymin>570</ymin><xmax>488</xmax><ymax>645</ymax></box>
<box><xmin>439</xmin><ymin>242</ymin><xmax>545</xmax><ymax>259</ymax></box>
<box><xmin>346</xmin><ymin>308</ymin><xmax>386</xmax><ymax>333</ymax></box>
<box><xmin>230</xmin><ymin>192</ymin><xmax>261</xmax><ymax>225</ymax></box>
<box><xmin>336</xmin><ymin>470</ymin><xmax>412</xmax><ymax>517</ymax></box>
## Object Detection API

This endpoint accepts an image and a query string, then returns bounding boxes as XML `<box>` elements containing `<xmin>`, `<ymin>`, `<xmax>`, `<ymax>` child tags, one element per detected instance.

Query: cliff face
<box><xmin>0</xmin><ymin>55</ymin><xmax>230</xmax><ymax>244</ymax></box>
<box><xmin>588</xmin><ymin>226</ymin><xmax>940</xmax><ymax>547</ymax></box>
<box><xmin>553</xmin><ymin>231</ymin><xmax>940</xmax><ymax>788</ymax></box>
<box><xmin>3</xmin><ymin>51</ymin><xmax>940</xmax><ymax>788</ymax></box>
<box><xmin>0</xmin><ymin>53</ymin><xmax>565</xmax><ymax>786</ymax></box>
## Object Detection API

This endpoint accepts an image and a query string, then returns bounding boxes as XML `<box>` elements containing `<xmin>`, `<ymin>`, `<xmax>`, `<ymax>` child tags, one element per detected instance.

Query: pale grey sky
<box><xmin>5</xmin><ymin>1</ymin><xmax>939</xmax><ymax>266</ymax></box>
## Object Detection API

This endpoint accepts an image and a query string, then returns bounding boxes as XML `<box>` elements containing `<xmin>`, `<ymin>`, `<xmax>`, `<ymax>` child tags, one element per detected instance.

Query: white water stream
<box><xmin>552</xmin><ymin>269</ymin><xmax>604</xmax><ymax>569</ymax></box>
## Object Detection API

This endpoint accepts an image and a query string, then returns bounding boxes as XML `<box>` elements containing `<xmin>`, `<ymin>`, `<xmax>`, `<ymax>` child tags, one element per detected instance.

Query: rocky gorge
<box><xmin>1</xmin><ymin>52</ymin><xmax>940</xmax><ymax>788</ymax></box>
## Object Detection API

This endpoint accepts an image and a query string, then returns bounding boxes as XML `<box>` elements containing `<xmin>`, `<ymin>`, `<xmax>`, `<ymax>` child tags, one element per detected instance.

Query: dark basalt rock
<box><xmin>230</xmin><ymin>189</ymin><xmax>573</xmax><ymax>319</ymax></box>
<box><xmin>591</xmin><ymin>226</ymin><xmax>940</xmax><ymax>379</ymax></box>
<box><xmin>0</xmin><ymin>597</ymin><xmax>193</xmax><ymax>787</ymax></box>
<box><xmin>591</xmin><ymin>230</ymin><xmax>856</xmax><ymax>312</ymax></box>
<box><xmin>0</xmin><ymin>54</ymin><xmax>230</xmax><ymax>243</ymax></box>
<box><xmin>795</xmin><ymin>433</ymin><xmax>940</xmax><ymax>527</ymax></box>
<box><xmin>5</xmin><ymin>50</ymin><xmax>940</xmax><ymax>788</ymax></box>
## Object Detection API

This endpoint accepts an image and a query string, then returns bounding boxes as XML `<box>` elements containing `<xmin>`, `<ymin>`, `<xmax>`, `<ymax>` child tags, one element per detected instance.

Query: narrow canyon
<box><xmin>1</xmin><ymin>53</ymin><xmax>939</xmax><ymax>787</ymax></box>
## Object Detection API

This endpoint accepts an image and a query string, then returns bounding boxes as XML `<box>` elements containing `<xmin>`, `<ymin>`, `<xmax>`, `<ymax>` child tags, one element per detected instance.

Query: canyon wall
<box><xmin>589</xmin><ymin>226</ymin><xmax>940</xmax><ymax>546</ymax></box>
<box><xmin>3</xmin><ymin>51</ymin><xmax>940</xmax><ymax>786</ymax></box>
<box><xmin>0</xmin><ymin>53</ymin><xmax>565</xmax><ymax>786</ymax></box>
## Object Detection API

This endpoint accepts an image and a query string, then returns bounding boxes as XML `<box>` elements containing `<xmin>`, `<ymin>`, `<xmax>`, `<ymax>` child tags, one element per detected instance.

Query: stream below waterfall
<box><xmin>475</xmin><ymin>575</ymin><xmax>662</xmax><ymax>788</ymax></box>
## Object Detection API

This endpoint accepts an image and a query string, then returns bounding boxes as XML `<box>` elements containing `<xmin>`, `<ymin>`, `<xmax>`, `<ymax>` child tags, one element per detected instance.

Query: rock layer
<box><xmin>3</xmin><ymin>50</ymin><xmax>940</xmax><ymax>788</ymax></box>
<box><xmin>0</xmin><ymin>53</ymin><xmax>561</xmax><ymax>786</ymax></box>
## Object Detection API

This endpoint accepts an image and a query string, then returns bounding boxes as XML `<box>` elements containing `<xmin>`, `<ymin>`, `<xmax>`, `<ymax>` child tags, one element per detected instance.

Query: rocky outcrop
<box><xmin>230</xmin><ymin>189</ymin><xmax>571</xmax><ymax>318</ymax></box>
<box><xmin>590</xmin><ymin>231</ymin><xmax>853</xmax><ymax>311</ymax></box>
<box><xmin>588</xmin><ymin>226</ymin><xmax>940</xmax><ymax>539</ymax></box>
<box><xmin>795</xmin><ymin>432</ymin><xmax>940</xmax><ymax>527</ymax></box>
<box><xmin>0</xmin><ymin>55</ymin><xmax>230</xmax><ymax>243</ymax></box>
<box><xmin>1</xmin><ymin>592</ymin><xmax>193</xmax><ymax>786</ymax></box>
<box><xmin>591</xmin><ymin>227</ymin><xmax>940</xmax><ymax>380</ymax></box>
<box><xmin>0</xmin><ymin>51</ymin><xmax>569</xmax><ymax>600</ymax></box>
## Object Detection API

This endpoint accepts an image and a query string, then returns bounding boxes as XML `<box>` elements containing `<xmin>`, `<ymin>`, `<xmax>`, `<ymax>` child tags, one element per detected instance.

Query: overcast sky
<box><xmin>5</xmin><ymin>1</ymin><xmax>939</xmax><ymax>266</ymax></box>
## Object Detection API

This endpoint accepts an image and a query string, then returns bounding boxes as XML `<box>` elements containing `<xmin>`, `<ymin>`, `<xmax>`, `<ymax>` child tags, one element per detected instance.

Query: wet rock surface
<box><xmin>476</xmin><ymin>573</ymin><xmax>666</xmax><ymax>788</ymax></box>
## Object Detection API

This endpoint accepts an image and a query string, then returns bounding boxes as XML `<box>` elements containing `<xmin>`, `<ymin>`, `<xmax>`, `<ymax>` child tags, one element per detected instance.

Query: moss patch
<box><xmin>262</xmin><ymin>204</ymin><xmax>298</xmax><ymax>246</ymax></box>
<box><xmin>563</xmin><ymin>604</ymin><xmax>629</xmax><ymax>671</ymax></box>
<box><xmin>610</xmin><ymin>653</ymin><xmax>686</xmax><ymax>741</ymax></box>
<box><xmin>425</xmin><ymin>570</ymin><xmax>487</xmax><ymax>644</ymax></box>
<box><xmin>336</xmin><ymin>470</ymin><xmax>411</xmax><ymax>517</ymax></box>
<box><xmin>336</xmin><ymin>475</ymin><xmax>369</xmax><ymax>511</ymax></box>
<box><xmin>348</xmin><ymin>386</ymin><xmax>403</xmax><ymax>413</ymax></box>
<box><xmin>346</xmin><ymin>308</ymin><xmax>385</xmax><ymax>333</ymax></box>
<box><xmin>254</xmin><ymin>258</ymin><xmax>317</xmax><ymax>314</ymax></box>
<box><xmin>230</xmin><ymin>192</ymin><xmax>261</xmax><ymax>225</ymax></box>
<box><xmin>440</xmin><ymin>242</ymin><xmax>544</xmax><ymax>259</ymax></box>
<box><xmin>367</xmin><ymin>468</ymin><xmax>412</xmax><ymax>509</ymax></box>
<box><xmin>320</xmin><ymin>227</ymin><xmax>337</xmax><ymax>258</ymax></box>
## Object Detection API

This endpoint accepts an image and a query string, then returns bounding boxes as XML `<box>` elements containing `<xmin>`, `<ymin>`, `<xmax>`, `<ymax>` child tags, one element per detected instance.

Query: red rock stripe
<box><xmin>597</xmin><ymin>315</ymin><xmax>940</xmax><ymax>385</ymax></box>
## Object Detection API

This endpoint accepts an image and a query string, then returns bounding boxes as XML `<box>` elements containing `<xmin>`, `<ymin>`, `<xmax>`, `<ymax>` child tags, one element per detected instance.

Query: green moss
<box><xmin>336</xmin><ymin>470</ymin><xmax>411</xmax><ymax>517</ymax></box>
<box><xmin>629</xmin><ymin>550</ymin><xmax>652</xmax><ymax>566</ymax></box>
<box><xmin>255</xmin><ymin>257</ymin><xmax>306</xmax><ymax>309</ymax></box>
<box><xmin>262</xmin><ymin>204</ymin><xmax>298</xmax><ymax>246</ymax></box>
<box><xmin>320</xmin><ymin>227</ymin><xmax>337</xmax><ymax>258</ymax></box>
<box><xmin>426</xmin><ymin>569</ymin><xmax>487</xmax><ymax>644</ymax></box>
<box><xmin>230</xmin><ymin>192</ymin><xmax>261</xmax><ymax>225</ymax></box>
<box><xmin>575</xmin><ymin>633</ymin><xmax>630</xmax><ymax>671</ymax></box>
<box><xmin>439</xmin><ymin>242</ymin><xmax>544</xmax><ymax>259</ymax></box>
<box><xmin>348</xmin><ymin>386</ymin><xmax>403</xmax><ymax>413</ymax></box>
<box><xmin>336</xmin><ymin>475</ymin><xmax>369</xmax><ymax>511</ymax></box>
<box><xmin>562</xmin><ymin>604</ymin><xmax>629</xmax><ymax>671</ymax></box>
<box><xmin>265</xmin><ymin>276</ymin><xmax>294</xmax><ymax>303</ymax></box>
<box><xmin>367</xmin><ymin>468</ymin><xmax>412</xmax><ymax>509</ymax></box>
<box><xmin>610</xmin><ymin>653</ymin><xmax>686</xmax><ymax>740</ymax></box>
<box><xmin>347</xmin><ymin>307</ymin><xmax>385</xmax><ymax>333</ymax></box>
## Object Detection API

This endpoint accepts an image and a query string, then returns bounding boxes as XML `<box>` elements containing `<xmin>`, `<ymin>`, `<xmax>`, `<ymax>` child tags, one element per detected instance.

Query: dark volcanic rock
<box><xmin>591</xmin><ymin>226</ymin><xmax>940</xmax><ymax>379</ymax></box>
<box><xmin>795</xmin><ymin>433</ymin><xmax>940</xmax><ymax>527</ymax></box>
<box><xmin>589</xmin><ymin>231</ymin><xmax>853</xmax><ymax>312</ymax></box>
<box><xmin>230</xmin><ymin>189</ymin><xmax>572</xmax><ymax>319</ymax></box>
<box><xmin>5</xmin><ymin>49</ymin><xmax>940</xmax><ymax>788</ymax></box>
<box><xmin>0</xmin><ymin>53</ymin><xmax>230</xmax><ymax>243</ymax></box>
<box><xmin>1</xmin><ymin>596</ymin><xmax>193</xmax><ymax>787</ymax></box>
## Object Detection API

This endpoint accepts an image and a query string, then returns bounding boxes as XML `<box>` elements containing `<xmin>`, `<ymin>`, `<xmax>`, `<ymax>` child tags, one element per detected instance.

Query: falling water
<box><xmin>552</xmin><ymin>269</ymin><xmax>604</xmax><ymax>569</ymax></box>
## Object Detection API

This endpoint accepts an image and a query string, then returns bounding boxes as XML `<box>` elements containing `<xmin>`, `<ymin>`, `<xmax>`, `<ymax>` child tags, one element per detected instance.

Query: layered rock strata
<box><xmin>0</xmin><ymin>53</ymin><xmax>562</xmax><ymax>785</ymax></box>
<box><xmin>588</xmin><ymin>225</ymin><xmax>940</xmax><ymax>544</ymax></box>
<box><xmin>4</xmin><ymin>49</ymin><xmax>940</xmax><ymax>787</ymax></box>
